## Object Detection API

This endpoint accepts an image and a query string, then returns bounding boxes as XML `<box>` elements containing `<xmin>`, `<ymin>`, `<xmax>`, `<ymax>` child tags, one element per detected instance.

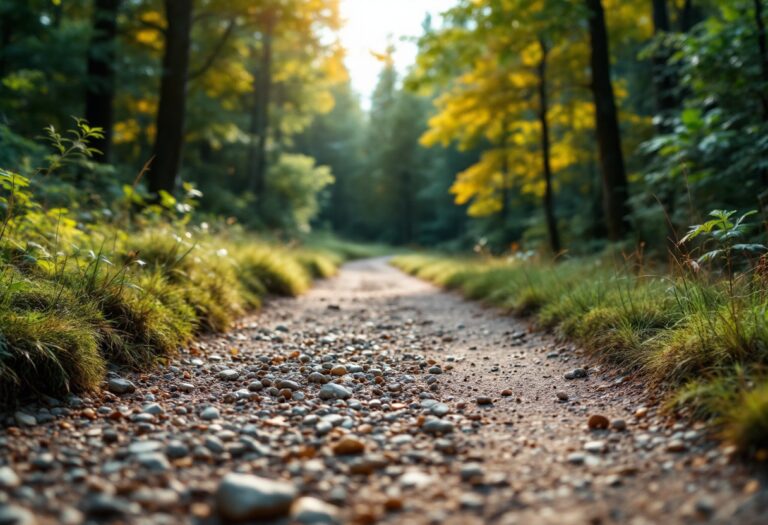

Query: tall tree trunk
<box><xmin>651</xmin><ymin>0</ymin><xmax>682</xmax><ymax>249</ymax></box>
<box><xmin>678</xmin><ymin>0</ymin><xmax>697</xmax><ymax>32</ymax></box>
<box><xmin>753</xmin><ymin>0</ymin><xmax>768</xmax><ymax>192</ymax></box>
<box><xmin>754</xmin><ymin>0</ymin><xmax>768</xmax><ymax>119</ymax></box>
<box><xmin>499</xmin><ymin>116</ymin><xmax>511</xmax><ymax>228</ymax></box>
<box><xmin>149</xmin><ymin>0</ymin><xmax>193</xmax><ymax>196</ymax></box>
<box><xmin>248</xmin><ymin>14</ymin><xmax>275</xmax><ymax>197</ymax></box>
<box><xmin>85</xmin><ymin>0</ymin><xmax>120</xmax><ymax>163</ymax></box>
<box><xmin>0</xmin><ymin>9</ymin><xmax>13</xmax><ymax>80</ymax></box>
<box><xmin>586</xmin><ymin>0</ymin><xmax>631</xmax><ymax>241</ymax></box>
<box><xmin>52</xmin><ymin>2</ymin><xmax>63</xmax><ymax>28</ymax></box>
<box><xmin>651</xmin><ymin>0</ymin><xmax>678</xmax><ymax>133</ymax></box>
<box><xmin>536</xmin><ymin>39</ymin><xmax>561</xmax><ymax>255</ymax></box>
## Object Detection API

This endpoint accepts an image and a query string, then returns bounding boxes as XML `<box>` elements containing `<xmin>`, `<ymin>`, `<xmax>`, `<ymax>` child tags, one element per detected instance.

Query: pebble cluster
<box><xmin>0</xmin><ymin>259</ymin><xmax>765</xmax><ymax>525</ymax></box>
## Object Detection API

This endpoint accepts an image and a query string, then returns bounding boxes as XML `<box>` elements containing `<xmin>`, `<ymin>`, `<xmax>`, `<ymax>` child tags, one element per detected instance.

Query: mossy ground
<box><xmin>391</xmin><ymin>253</ymin><xmax>768</xmax><ymax>459</ymax></box>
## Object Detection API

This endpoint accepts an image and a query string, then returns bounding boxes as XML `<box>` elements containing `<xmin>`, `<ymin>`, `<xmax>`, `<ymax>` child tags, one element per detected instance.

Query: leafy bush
<box><xmin>261</xmin><ymin>154</ymin><xmax>334</xmax><ymax>233</ymax></box>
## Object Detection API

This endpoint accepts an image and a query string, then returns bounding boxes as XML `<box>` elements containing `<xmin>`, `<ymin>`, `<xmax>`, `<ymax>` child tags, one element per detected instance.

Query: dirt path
<box><xmin>1</xmin><ymin>258</ymin><xmax>766</xmax><ymax>525</ymax></box>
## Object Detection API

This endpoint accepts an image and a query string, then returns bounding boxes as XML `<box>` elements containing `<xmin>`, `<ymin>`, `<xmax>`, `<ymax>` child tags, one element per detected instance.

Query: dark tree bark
<box><xmin>652</xmin><ymin>0</ymin><xmax>671</xmax><ymax>32</ymax></box>
<box><xmin>651</xmin><ymin>0</ymin><xmax>681</xmax><ymax>248</ymax></box>
<box><xmin>754</xmin><ymin>0</ymin><xmax>768</xmax><ymax>119</ymax></box>
<box><xmin>52</xmin><ymin>1</ymin><xmax>63</xmax><ymax>28</ymax></box>
<box><xmin>678</xmin><ymin>0</ymin><xmax>697</xmax><ymax>32</ymax></box>
<box><xmin>536</xmin><ymin>39</ymin><xmax>561</xmax><ymax>255</ymax></box>
<box><xmin>85</xmin><ymin>0</ymin><xmax>120</xmax><ymax>163</ymax></box>
<box><xmin>498</xmin><ymin>116</ymin><xmax>511</xmax><ymax>227</ymax></box>
<box><xmin>247</xmin><ymin>12</ymin><xmax>275</xmax><ymax>197</ymax></box>
<box><xmin>0</xmin><ymin>6</ymin><xmax>14</xmax><ymax>80</ymax></box>
<box><xmin>651</xmin><ymin>0</ymin><xmax>678</xmax><ymax>133</ymax></box>
<box><xmin>585</xmin><ymin>0</ymin><xmax>631</xmax><ymax>241</ymax></box>
<box><xmin>149</xmin><ymin>0</ymin><xmax>193</xmax><ymax>196</ymax></box>
<box><xmin>753</xmin><ymin>0</ymin><xmax>768</xmax><ymax>191</ymax></box>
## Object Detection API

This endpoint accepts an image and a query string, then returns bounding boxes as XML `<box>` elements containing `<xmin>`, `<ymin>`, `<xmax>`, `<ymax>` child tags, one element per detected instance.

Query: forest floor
<box><xmin>1</xmin><ymin>258</ymin><xmax>767</xmax><ymax>525</ymax></box>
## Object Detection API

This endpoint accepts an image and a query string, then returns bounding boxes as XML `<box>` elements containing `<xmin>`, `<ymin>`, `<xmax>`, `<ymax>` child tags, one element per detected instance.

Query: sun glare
<box><xmin>339</xmin><ymin>0</ymin><xmax>455</xmax><ymax>105</ymax></box>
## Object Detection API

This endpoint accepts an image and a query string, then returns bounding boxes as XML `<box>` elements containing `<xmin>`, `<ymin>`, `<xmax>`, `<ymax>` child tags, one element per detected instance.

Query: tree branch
<box><xmin>189</xmin><ymin>19</ymin><xmax>236</xmax><ymax>79</ymax></box>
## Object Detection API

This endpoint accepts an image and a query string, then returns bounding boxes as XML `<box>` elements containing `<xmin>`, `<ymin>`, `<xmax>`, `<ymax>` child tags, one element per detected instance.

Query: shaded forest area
<box><xmin>2</xmin><ymin>0</ymin><xmax>767</xmax><ymax>253</ymax></box>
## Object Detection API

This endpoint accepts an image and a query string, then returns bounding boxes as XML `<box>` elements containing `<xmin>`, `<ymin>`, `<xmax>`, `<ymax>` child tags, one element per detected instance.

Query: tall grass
<box><xmin>0</xmin><ymin>121</ymin><xmax>380</xmax><ymax>404</ymax></box>
<box><xmin>0</xmin><ymin>228</ymin><xmax>366</xmax><ymax>402</ymax></box>
<box><xmin>391</xmin><ymin>252</ymin><xmax>768</xmax><ymax>458</ymax></box>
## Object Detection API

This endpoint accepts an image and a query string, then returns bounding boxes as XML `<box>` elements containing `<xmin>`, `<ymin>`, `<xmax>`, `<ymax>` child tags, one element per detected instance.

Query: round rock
<box><xmin>216</xmin><ymin>473</ymin><xmax>297</xmax><ymax>521</ymax></box>
<box><xmin>291</xmin><ymin>497</ymin><xmax>341</xmax><ymax>524</ymax></box>
<box><xmin>107</xmin><ymin>377</ymin><xmax>136</xmax><ymax>395</ymax></box>
<box><xmin>318</xmin><ymin>383</ymin><xmax>352</xmax><ymax>401</ymax></box>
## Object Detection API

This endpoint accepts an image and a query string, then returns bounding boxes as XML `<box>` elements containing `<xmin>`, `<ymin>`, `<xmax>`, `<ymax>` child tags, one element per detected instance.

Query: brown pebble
<box><xmin>332</xmin><ymin>436</ymin><xmax>366</xmax><ymax>455</ymax></box>
<box><xmin>384</xmin><ymin>497</ymin><xmax>403</xmax><ymax>511</ymax></box>
<box><xmin>588</xmin><ymin>414</ymin><xmax>610</xmax><ymax>430</ymax></box>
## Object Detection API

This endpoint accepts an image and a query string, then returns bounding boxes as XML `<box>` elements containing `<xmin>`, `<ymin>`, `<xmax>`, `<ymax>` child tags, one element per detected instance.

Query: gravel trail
<box><xmin>1</xmin><ymin>258</ymin><xmax>766</xmax><ymax>525</ymax></box>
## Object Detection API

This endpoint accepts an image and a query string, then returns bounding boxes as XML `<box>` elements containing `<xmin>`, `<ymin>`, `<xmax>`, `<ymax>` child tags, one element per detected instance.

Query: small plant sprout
<box><xmin>42</xmin><ymin>117</ymin><xmax>104</xmax><ymax>176</ymax></box>
<box><xmin>679</xmin><ymin>210</ymin><xmax>767</xmax><ymax>284</ymax></box>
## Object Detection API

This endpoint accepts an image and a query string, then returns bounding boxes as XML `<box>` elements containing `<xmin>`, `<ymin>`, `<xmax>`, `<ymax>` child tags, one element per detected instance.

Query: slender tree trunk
<box><xmin>0</xmin><ymin>10</ymin><xmax>13</xmax><ymax>79</ymax></box>
<box><xmin>85</xmin><ymin>0</ymin><xmax>120</xmax><ymax>163</ymax></box>
<box><xmin>753</xmin><ymin>0</ymin><xmax>768</xmax><ymax>192</ymax></box>
<box><xmin>651</xmin><ymin>0</ymin><xmax>682</xmax><ymax>249</ymax></box>
<box><xmin>499</xmin><ymin>152</ymin><xmax>509</xmax><ymax>221</ymax></box>
<box><xmin>498</xmin><ymin>116</ymin><xmax>511</xmax><ymax>232</ymax></box>
<box><xmin>149</xmin><ymin>0</ymin><xmax>193</xmax><ymax>196</ymax></box>
<box><xmin>651</xmin><ymin>0</ymin><xmax>678</xmax><ymax>133</ymax></box>
<box><xmin>754</xmin><ymin>0</ymin><xmax>768</xmax><ymax>119</ymax></box>
<box><xmin>679</xmin><ymin>0</ymin><xmax>697</xmax><ymax>32</ymax></box>
<box><xmin>586</xmin><ymin>0</ymin><xmax>631</xmax><ymax>241</ymax></box>
<box><xmin>52</xmin><ymin>2</ymin><xmax>63</xmax><ymax>28</ymax></box>
<box><xmin>652</xmin><ymin>0</ymin><xmax>671</xmax><ymax>32</ymax></box>
<box><xmin>536</xmin><ymin>39</ymin><xmax>561</xmax><ymax>255</ymax></box>
<box><xmin>248</xmin><ymin>14</ymin><xmax>275</xmax><ymax>197</ymax></box>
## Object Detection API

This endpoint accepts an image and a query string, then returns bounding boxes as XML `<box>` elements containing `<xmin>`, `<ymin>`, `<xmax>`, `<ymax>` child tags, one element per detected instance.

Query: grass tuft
<box><xmin>391</xmin><ymin>253</ymin><xmax>768</xmax><ymax>457</ymax></box>
<box><xmin>0</xmin><ymin>230</ymin><xmax>381</xmax><ymax>405</ymax></box>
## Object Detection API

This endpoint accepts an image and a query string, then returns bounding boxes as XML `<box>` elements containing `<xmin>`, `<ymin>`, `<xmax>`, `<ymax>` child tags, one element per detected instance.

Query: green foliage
<box><xmin>680</xmin><ymin>209</ymin><xmax>766</xmax><ymax>268</ymax></box>
<box><xmin>262</xmin><ymin>154</ymin><xmax>334</xmax><ymax>233</ymax></box>
<box><xmin>637</xmin><ymin>2</ymin><xmax>768</xmax><ymax>249</ymax></box>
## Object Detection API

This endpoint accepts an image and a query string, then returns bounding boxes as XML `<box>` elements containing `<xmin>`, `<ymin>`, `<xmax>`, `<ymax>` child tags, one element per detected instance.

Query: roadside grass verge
<box><xmin>0</xmin><ymin>121</ymin><xmax>390</xmax><ymax>405</ymax></box>
<box><xmin>0</xmin><ymin>227</ymin><xmax>372</xmax><ymax>403</ymax></box>
<box><xmin>391</xmin><ymin>253</ymin><xmax>768</xmax><ymax>459</ymax></box>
